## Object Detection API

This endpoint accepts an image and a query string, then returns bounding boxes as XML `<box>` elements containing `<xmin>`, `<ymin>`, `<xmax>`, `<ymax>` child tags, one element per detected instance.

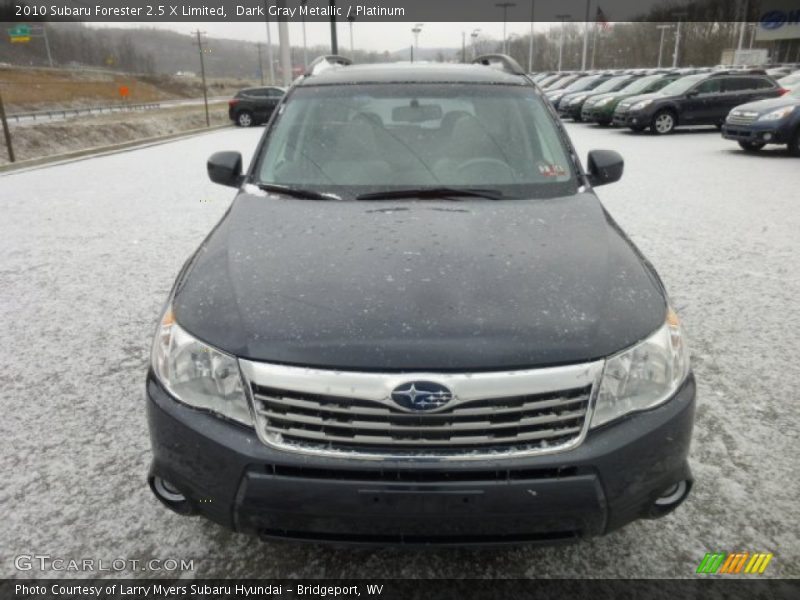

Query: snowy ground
<box><xmin>1</xmin><ymin>123</ymin><xmax>798</xmax><ymax>579</ymax></box>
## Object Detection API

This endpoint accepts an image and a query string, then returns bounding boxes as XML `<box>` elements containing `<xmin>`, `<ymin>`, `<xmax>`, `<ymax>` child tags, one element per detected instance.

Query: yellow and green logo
<box><xmin>696</xmin><ymin>552</ymin><xmax>773</xmax><ymax>575</ymax></box>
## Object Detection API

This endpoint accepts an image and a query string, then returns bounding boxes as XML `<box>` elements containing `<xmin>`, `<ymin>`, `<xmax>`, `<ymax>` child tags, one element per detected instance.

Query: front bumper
<box><xmin>582</xmin><ymin>105</ymin><xmax>614</xmax><ymax>124</ymax></box>
<box><xmin>146</xmin><ymin>371</ymin><xmax>696</xmax><ymax>545</ymax></box>
<box><xmin>612</xmin><ymin>109</ymin><xmax>651</xmax><ymax>128</ymax></box>
<box><xmin>722</xmin><ymin>121</ymin><xmax>791</xmax><ymax>145</ymax></box>
<box><xmin>559</xmin><ymin>103</ymin><xmax>584</xmax><ymax>120</ymax></box>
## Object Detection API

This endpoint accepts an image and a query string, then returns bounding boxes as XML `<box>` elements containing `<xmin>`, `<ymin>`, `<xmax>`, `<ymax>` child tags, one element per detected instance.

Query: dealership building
<box><xmin>757</xmin><ymin>1</ymin><xmax>800</xmax><ymax>63</ymax></box>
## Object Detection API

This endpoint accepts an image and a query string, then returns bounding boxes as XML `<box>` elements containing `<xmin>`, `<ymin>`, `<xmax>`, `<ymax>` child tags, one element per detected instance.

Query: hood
<box><xmin>730</xmin><ymin>95</ymin><xmax>798</xmax><ymax>114</ymax></box>
<box><xmin>618</xmin><ymin>92</ymin><xmax>660</xmax><ymax>106</ymax></box>
<box><xmin>173</xmin><ymin>192</ymin><xmax>666</xmax><ymax>371</ymax></box>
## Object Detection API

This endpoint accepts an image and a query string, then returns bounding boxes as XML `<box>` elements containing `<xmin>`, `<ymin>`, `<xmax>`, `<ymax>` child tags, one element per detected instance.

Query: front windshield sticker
<box><xmin>538</xmin><ymin>163</ymin><xmax>568</xmax><ymax>177</ymax></box>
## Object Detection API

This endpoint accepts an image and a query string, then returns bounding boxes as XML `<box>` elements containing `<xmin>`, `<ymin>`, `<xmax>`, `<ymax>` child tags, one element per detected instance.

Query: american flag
<box><xmin>596</xmin><ymin>6</ymin><xmax>611</xmax><ymax>31</ymax></box>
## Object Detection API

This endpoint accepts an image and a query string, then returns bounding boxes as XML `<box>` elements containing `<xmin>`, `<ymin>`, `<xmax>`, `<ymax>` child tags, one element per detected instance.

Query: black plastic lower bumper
<box><xmin>722</xmin><ymin>123</ymin><xmax>790</xmax><ymax>145</ymax></box>
<box><xmin>146</xmin><ymin>372</ymin><xmax>696</xmax><ymax>545</ymax></box>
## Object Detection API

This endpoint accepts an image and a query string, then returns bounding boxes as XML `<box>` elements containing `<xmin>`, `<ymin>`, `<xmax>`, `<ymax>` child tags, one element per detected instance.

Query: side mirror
<box><xmin>207</xmin><ymin>151</ymin><xmax>243</xmax><ymax>187</ymax></box>
<box><xmin>587</xmin><ymin>150</ymin><xmax>624</xmax><ymax>187</ymax></box>
<box><xmin>686</xmin><ymin>90</ymin><xmax>699</xmax><ymax>98</ymax></box>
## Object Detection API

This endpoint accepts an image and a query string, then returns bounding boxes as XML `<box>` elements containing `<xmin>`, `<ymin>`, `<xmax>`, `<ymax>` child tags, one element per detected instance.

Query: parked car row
<box><xmin>536</xmin><ymin>67</ymin><xmax>800</xmax><ymax>156</ymax></box>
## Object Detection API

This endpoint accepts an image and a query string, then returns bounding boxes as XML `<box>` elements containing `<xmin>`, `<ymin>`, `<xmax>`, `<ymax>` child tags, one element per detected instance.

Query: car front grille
<box><xmin>239</xmin><ymin>359</ymin><xmax>603</xmax><ymax>459</ymax></box>
<box><xmin>727</xmin><ymin>112</ymin><xmax>758</xmax><ymax>126</ymax></box>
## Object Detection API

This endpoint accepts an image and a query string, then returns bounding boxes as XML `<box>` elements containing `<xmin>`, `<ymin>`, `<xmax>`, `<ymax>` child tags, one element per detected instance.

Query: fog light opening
<box><xmin>150</xmin><ymin>476</ymin><xmax>195</xmax><ymax>515</ymax></box>
<box><xmin>153</xmin><ymin>477</ymin><xmax>186</xmax><ymax>502</ymax></box>
<box><xmin>655</xmin><ymin>480</ymin><xmax>688</xmax><ymax>507</ymax></box>
<box><xmin>762</xmin><ymin>133</ymin><xmax>773</xmax><ymax>142</ymax></box>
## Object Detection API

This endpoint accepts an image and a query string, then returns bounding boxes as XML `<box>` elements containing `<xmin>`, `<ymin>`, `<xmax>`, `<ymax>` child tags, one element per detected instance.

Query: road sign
<box><xmin>118</xmin><ymin>85</ymin><xmax>130</xmax><ymax>98</ymax></box>
<box><xmin>9</xmin><ymin>25</ymin><xmax>31</xmax><ymax>42</ymax></box>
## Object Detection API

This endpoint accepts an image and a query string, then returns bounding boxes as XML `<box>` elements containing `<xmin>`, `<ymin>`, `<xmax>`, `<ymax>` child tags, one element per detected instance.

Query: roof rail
<box><xmin>304</xmin><ymin>55</ymin><xmax>352</xmax><ymax>77</ymax></box>
<box><xmin>472</xmin><ymin>54</ymin><xmax>526</xmax><ymax>76</ymax></box>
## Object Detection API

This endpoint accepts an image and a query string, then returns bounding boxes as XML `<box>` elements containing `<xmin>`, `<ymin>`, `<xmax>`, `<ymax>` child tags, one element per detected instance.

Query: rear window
<box><xmin>256</xmin><ymin>83</ymin><xmax>577</xmax><ymax>198</ymax></box>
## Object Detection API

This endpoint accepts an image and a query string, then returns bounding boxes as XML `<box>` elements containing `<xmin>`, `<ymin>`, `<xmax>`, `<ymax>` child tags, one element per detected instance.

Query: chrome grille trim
<box><xmin>726</xmin><ymin>112</ymin><xmax>758</xmax><ymax>126</ymax></box>
<box><xmin>239</xmin><ymin>359</ymin><xmax>604</xmax><ymax>461</ymax></box>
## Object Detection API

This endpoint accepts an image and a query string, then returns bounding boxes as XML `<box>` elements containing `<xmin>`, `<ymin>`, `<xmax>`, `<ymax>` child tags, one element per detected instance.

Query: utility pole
<box><xmin>257</xmin><ymin>42</ymin><xmax>265</xmax><ymax>85</ymax></box>
<box><xmin>0</xmin><ymin>89</ymin><xmax>15</xmax><ymax>163</ymax></box>
<box><xmin>39</xmin><ymin>24</ymin><xmax>54</xmax><ymax>68</ymax></box>
<box><xmin>528</xmin><ymin>0</ymin><xmax>535</xmax><ymax>72</ymax></box>
<box><xmin>496</xmin><ymin>3</ymin><xmax>516</xmax><ymax>54</ymax></box>
<box><xmin>192</xmin><ymin>30</ymin><xmax>210</xmax><ymax>127</ymax></box>
<box><xmin>656</xmin><ymin>25</ymin><xmax>672</xmax><ymax>68</ymax></box>
<box><xmin>329</xmin><ymin>0</ymin><xmax>338</xmax><ymax>54</ymax></box>
<box><xmin>556</xmin><ymin>14</ymin><xmax>571</xmax><ymax>71</ymax></box>
<box><xmin>581</xmin><ymin>0</ymin><xmax>591</xmax><ymax>71</ymax></box>
<box><xmin>300</xmin><ymin>0</ymin><xmax>309</xmax><ymax>67</ymax></box>
<box><xmin>462</xmin><ymin>31</ymin><xmax>466</xmax><ymax>63</ymax></box>
<box><xmin>263</xmin><ymin>0</ymin><xmax>275</xmax><ymax>84</ymax></box>
<box><xmin>276</xmin><ymin>0</ymin><xmax>292</xmax><ymax>86</ymax></box>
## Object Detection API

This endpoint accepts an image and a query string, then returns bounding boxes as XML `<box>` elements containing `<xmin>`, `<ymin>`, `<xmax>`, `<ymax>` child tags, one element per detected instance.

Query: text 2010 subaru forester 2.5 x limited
<box><xmin>147</xmin><ymin>56</ymin><xmax>695</xmax><ymax>545</ymax></box>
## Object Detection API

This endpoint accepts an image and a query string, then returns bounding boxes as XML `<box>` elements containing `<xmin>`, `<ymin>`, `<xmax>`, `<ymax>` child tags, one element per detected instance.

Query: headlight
<box><xmin>758</xmin><ymin>106</ymin><xmax>795</xmax><ymax>121</ymax></box>
<box><xmin>570</xmin><ymin>95</ymin><xmax>587</xmax><ymax>104</ymax></box>
<box><xmin>595</xmin><ymin>97</ymin><xmax>613</xmax><ymax>107</ymax></box>
<box><xmin>591</xmin><ymin>308</ymin><xmax>690</xmax><ymax>428</ymax></box>
<box><xmin>151</xmin><ymin>306</ymin><xmax>253</xmax><ymax>426</ymax></box>
<box><xmin>631</xmin><ymin>99</ymin><xmax>653</xmax><ymax>110</ymax></box>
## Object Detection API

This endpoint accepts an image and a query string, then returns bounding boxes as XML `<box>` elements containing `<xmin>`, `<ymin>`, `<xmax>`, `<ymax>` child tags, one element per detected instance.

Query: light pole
<box><xmin>329</xmin><ymin>0</ymin><xmax>338</xmax><ymax>54</ymax></box>
<box><xmin>263</xmin><ymin>0</ymin><xmax>275</xmax><ymax>84</ymax></box>
<box><xmin>411</xmin><ymin>23</ymin><xmax>423</xmax><ymax>63</ymax></box>
<box><xmin>656</xmin><ymin>25</ymin><xmax>672</xmax><ymax>68</ymax></box>
<box><xmin>300</xmin><ymin>0</ymin><xmax>308</xmax><ymax>68</ymax></box>
<box><xmin>471</xmin><ymin>28</ymin><xmax>481</xmax><ymax>59</ymax></box>
<box><xmin>672</xmin><ymin>13</ymin><xmax>687</xmax><ymax>68</ymax></box>
<box><xmin>348</xmin><ymin>15</ymin><xmax>355</xmax><ymax>57</ymax></box>
<box><xmin>257</xmin><ymin>42</ymin><xmax>264</xmax><ymax>84</ymax></box>
<box><xmin>737</xmin><ymin>0</ymin><xmax>750</xmax><ymax>53</ymax></box>
<box><xmin>496</xmin><ymin>2</ymin><xmax>516</xmax><ymax>54</ymax></box>
<box><xmin>276</xmin><ymin>0</ymin><xmax>292</xmax><ymax>86</ymax></box>
<box><xmin>556</xmin><ymin>14</ymin><xmax>571</xmax><ymax>72</ymax></box>
<box><xmin>528</xmin><ymin>0</ymin><xmax>535</xmax><ymax>72</ymax></box>
<box><xmin>581</xmin><ymin>0</ymin><xmax>591</xmax><ymax>71</ymax></box>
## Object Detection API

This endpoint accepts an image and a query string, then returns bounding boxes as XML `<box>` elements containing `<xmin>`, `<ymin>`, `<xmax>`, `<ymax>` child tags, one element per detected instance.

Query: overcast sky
<box><xmin>92</xmin><ymin>21</ymin><xmax>566</xmax><ymax>53</ymax></box>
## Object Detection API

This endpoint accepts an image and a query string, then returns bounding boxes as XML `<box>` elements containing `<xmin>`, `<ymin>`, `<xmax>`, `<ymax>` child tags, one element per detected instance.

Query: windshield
<box><xmin>563</xmin><ymin>75</ymin><xmax>601</xmax><ymax>92</ymax></box>
<box><xmin>619</xmin><ymin>74</ymin><xmax>662</xmax><ymax>94</ymax></box>
<box><xmin>547</xmin><ymin>75</ymin><xmax>581</xmax><ymax>90</ymax></box>
<box><xmin>256</xmin><ymin>83</ymin><xmax>576</xmax><ymax>199</ymax></box>
<box><xmin>591</xmin><ymin>76</ymin><xmax>632</xmax><ymax>94</ymax></box>
<box><xmin>657</xmin><ymin>74</ymin><xmax>705</xmax><ymax>96</ymax></box>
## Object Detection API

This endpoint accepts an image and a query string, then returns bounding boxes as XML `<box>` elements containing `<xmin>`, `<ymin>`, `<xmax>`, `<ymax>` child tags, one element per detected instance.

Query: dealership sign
<box><xmin>756</xmin><ymin>1</ymin><xmax>800</xmax><ymax>40</ymax></box>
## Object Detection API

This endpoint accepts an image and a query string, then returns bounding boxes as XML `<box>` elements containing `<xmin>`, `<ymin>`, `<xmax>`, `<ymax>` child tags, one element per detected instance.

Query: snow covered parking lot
<box><xmin>1</xmin><ymin>123</ymin><xmax>798</xmax><ymax>578</ymax></box>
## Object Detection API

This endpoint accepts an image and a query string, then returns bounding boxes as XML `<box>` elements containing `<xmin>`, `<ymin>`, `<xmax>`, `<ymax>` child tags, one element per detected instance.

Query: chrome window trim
<box><xmin>238</xmin><ymin>359</ymin><xmax>605</xmax><ymax>461</ymax></box>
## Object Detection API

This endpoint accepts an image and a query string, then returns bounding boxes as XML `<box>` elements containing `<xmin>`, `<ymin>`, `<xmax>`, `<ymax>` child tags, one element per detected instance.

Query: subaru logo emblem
<box><xmin>760</xmin><ymin>10</ymin><xmax>787</xmax><ymax>30</ymax></box>
<box><xmin>391</xmin><ymin>381</ymin><xmax>454</xmax><ymax>411</ymax></box>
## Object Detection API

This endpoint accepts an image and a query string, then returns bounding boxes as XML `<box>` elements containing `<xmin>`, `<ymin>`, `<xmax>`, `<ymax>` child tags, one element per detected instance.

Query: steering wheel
<box><xmin>455</xmin><ymin>158</ymin><xmax>515</xmax><ymax>182</ymax></box>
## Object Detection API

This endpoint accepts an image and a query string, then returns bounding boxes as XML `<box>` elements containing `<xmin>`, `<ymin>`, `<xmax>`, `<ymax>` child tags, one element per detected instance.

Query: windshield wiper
<box><xmin>256</xmin><ymin>183</ymin><xmax>341</xmax><ymax>201</ymax></box>
<box><xmin>356</xmin><ymin>187</ymin><xmax>508</xmax><ymax>201</ymax></box>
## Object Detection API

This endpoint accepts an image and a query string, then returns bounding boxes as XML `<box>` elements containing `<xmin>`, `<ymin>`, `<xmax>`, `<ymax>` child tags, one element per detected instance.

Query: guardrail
<box><xmin>7</xmin><ymin>102</ymin><xmax>164</xmax><ymax>122</ymax></box>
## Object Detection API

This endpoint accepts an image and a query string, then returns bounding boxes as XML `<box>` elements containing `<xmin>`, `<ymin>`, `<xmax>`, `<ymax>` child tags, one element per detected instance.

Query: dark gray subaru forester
<box><xmin>147</xmin><ymin>55</ymin><xmax>695</xmax><ymax>545</ymax></box>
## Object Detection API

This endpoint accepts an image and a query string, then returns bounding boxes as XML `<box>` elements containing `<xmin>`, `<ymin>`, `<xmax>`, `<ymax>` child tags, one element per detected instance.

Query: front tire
<box><xmin>651</xmin><ymin>110</ymin><xmax>676</xmax><ymax>135</ymax></box>
<box><xmin>236</xmin><ymin>111</ymin><xmax>254</xmax><ymax>127</ymax></box>
<box><xmin>738</xmin><ymin>140</ymin><xmax>766</xmax><ymax>153</ymax></box>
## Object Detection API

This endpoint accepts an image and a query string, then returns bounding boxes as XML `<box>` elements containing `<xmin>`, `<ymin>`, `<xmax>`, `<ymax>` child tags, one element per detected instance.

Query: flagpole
<box><xmin>591</xmin><ymin>21</ymin><xmax>598</xmax><ymax>69</ymax></box>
